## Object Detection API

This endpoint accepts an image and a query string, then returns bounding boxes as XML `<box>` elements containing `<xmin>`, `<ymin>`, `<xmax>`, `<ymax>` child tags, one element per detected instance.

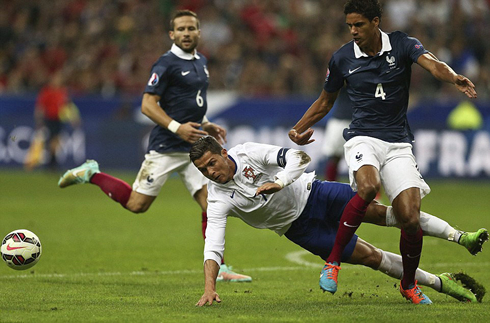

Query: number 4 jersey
<box><xmin>144</xmin><ymin>43</ymin><xmax>209</xmax><ymax>153</ymax></box>
<box><xmin>324</xmin><ymin>30</ymin><xmax>428</xmax><ymax>143</ymax></box>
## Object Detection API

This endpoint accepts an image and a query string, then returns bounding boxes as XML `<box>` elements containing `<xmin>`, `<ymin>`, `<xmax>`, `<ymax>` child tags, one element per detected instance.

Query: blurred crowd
<box><xmin>0</xmin><ymin>0</ymin><xmax>489</xmax><ymax>99</ymax></box>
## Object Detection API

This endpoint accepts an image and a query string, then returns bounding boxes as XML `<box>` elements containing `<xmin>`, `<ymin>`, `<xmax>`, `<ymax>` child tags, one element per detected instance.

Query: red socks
<box><xmin>327</xmin><ymin>194</ymin><xmax>369</xmax><ymax>264</ymax></box>
<box><xmin>90</xmin><ymin>173</ymin><xmax>132</xmax><ymax>208</ymax></box>
<box><xmin>400</xmin><ymin>227</ymin><xmax>423</xmax><ymax>289</ymax></box>
<box><xmin>325</xmin><ymin>160</ymin><xmax>339</xmax><ymax>182</ymax></box>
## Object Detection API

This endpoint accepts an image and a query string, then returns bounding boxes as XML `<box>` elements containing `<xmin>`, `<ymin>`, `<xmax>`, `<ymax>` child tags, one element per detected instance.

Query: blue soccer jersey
<box><xmin>324</xmin><ymin>30</ymin><xmax>428</xmax><ymax>143</ymax></box>
<box><xmin>144</xmin><ymin>44</ymin><xmax>209</xmax><ymax>153</ymax></box>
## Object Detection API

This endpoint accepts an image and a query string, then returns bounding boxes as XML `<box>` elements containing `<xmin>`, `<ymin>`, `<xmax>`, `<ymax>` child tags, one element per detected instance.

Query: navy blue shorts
<box><xmin>284</xmin><ymin>180</ymin><xmax>357</xmax><ymax>262</ymax></box>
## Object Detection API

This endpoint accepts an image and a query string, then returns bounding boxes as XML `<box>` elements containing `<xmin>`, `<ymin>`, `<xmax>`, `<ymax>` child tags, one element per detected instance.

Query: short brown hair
<box><xmin>169</xmin><ymin>10</ymin><xmax>200</xmax><ymax>31</ymax></box>
<box><xmin>189</xmin><ymin>136</ymin><xmax>223</xmax><ymax>163</ymax></box>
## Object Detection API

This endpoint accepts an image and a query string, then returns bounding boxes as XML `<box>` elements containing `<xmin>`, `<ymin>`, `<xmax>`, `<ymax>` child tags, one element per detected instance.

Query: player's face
<box><xmin>170</xmin><ymin>16</ymin><xmax>200</xmax><ymax>53</ymax></box>
<box><xmin>193</xmin><ymin>149</ymin><xmax>234</xmax><ymax>184</ymax></box>
<box><xmin>345</xmin><ymin>13</ymin><xmax>379</xmax><ymax>50</ymax></box>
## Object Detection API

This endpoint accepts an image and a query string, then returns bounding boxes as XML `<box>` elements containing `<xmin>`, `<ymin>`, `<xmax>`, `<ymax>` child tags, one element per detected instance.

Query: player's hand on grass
<box><xmin>196</xmin><ymin>291</ymin><xmax>221</xmax><ymax>307</ymax></box>
<box><xmin>203</xmin><ymin>122</ymin><xmax>227</xmax><ymax>145</ymax></box>
<box><xmin>455</xmin><ymin>75</ymin><xmax>477</xmax><ymax>98</ymax></box>
<box><xmin>288</xmin><ymin>128</ymin><xmax>315</xmax><ymax>145</ymax></box>
<box><xmin>177</xmin><ymin>122</ymin><xmax>208</xmax><ymax>143</ymax></box>
<box><xmin>256</xmin><ymin>182</ymin><xmax>283</xmax><ymax>196</ymax></box>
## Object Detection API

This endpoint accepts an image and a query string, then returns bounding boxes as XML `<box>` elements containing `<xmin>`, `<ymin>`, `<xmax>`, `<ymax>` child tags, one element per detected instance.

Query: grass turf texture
<box><xmin>0</xmin><ymin>170</ymin><xmax>489</xmax><ymax>322</ymax></box>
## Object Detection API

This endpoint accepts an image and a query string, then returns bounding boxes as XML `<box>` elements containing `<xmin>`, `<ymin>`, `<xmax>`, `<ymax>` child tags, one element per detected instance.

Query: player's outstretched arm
<box><xmin>289</xmin><ymin>89</ymin><xmax>338</xmax><ymax>146</ymax></box>
<box><xmin>417</xmin><ymin>53</ymin><xmax>477</xmax><ymax>98</ymax></box>
<box><xmin>196</xmin><ymin>260</ymin><xmax>221</xmax><ymax>307</ymax></box>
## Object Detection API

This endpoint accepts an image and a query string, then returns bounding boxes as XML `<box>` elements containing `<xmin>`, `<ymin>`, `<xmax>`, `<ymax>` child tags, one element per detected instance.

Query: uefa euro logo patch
<box><xmin>148</xmin><ymin>73</ymin><xmax>159</xmax><ymax>86</ymax></box>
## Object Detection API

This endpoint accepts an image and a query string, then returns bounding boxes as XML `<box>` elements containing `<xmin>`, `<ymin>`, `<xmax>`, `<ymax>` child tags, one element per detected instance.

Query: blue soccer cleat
<box><xmin>319</xmin><ymin>262</ymin><xmax>340</xmax><ymax>294</ymax></box>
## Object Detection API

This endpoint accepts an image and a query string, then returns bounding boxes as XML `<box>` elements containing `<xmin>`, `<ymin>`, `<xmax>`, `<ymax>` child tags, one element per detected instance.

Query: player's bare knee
<box><xmin>397</xmin><ymin>212</ymin><xmax>421</xmax><ymax>233</ymax></box>
<box><xmin>126</xmin><ymin>201</ymin><xmax>149</xmax><ymax>214</ymax></box>
<box><xmin>357</xmin><ymin>181</ymin><xmax>380</xmax><ymax>201</ymax></box>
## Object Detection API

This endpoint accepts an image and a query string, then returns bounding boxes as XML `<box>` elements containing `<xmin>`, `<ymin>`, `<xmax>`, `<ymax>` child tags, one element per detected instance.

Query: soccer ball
<box><xmin>1</xmin><ymin>229</ymin><xmax>42</xmax><ymax>270</ymax></box>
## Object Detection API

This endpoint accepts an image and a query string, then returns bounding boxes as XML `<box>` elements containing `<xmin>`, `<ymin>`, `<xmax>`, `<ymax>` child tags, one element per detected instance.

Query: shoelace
<box><xmin>402</xmin><ymin>281</ymin><xmax>426</xmax><ymax>302</ymax></box>
<box><xmin>324</xmin><ymin>263</ymin><xmax>341</xmax><ymax>281</ymax></box>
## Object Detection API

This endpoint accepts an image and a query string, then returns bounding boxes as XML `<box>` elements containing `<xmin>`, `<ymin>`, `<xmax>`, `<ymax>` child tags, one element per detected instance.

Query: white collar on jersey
<box><xmin>353</xmin><ymin>29</ymin><xmax>392</xmax><ymax>58</ymax></box>
<box><xmin>170</xmin><ymin>43</ymin><xmax>200</xmax><ymax>60</ymax></box>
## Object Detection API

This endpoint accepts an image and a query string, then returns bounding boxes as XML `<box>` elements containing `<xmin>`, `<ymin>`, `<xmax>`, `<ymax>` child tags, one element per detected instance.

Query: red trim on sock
<box><xmin>90</xmin><ymin>173</ymin><xmax>132</xmax><ymax>208</ymax></box>
<box><xmin>327</xmin><ymin>194</ymin><xmax>369</xmax><ymax>264</ymax></box>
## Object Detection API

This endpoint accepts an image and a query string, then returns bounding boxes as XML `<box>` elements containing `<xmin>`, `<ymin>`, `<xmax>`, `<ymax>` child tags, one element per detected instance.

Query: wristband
<box><xmin>202</xmin><ymin>116</ymin><xmax>209</xmax><ymax>124</ymax></box>
<box><xmin>168</xmin><ymin>120</ymin><xmax>181</xmax><ymax>133</ymax></box>
<box><xmin>274</xmin><ymin>178</ymin><xmax>285</xmax><ymax>188</ymax></box>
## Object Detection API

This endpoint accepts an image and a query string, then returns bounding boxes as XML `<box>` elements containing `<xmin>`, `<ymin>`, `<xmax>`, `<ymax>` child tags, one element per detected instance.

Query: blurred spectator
<box><xmin>0</xmin><ymin>0</ymin><xmax>489</xmax><ymax>99</ymax></box>
<box><xmin>25</xmin><ymin>70</ymin><xmax>81</xmax><ymax>170</ymax></box>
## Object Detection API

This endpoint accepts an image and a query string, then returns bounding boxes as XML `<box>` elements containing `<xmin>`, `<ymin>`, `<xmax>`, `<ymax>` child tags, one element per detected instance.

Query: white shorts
<box><xmin>321</xmin><ymin>118</ymin><xmax>351</xmax><ymax>158</ymax></box>
<box><xmin>344</xmin><ymin>136</ymin><xmax>430</xmax><ymax>202</ymax></box>
<box><xmin>132</xmin><ymin>151</ymin><xmax>208</xmax><ymax>197</ymax></box>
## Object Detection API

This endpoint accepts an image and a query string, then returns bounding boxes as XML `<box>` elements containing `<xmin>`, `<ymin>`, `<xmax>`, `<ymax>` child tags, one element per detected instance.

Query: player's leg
<box><xmin>321</xmin><ymin>118</ymin><xmax>349</xmax><ymax>181</ymax></box>
<box><xmin>284</xmin><ymin>180</ymin><xmax>358</xmax><ymax>294</ymax></box>
<box><xmin>383</xmin><ymin>206</ymin><xmax>488</xmax><ymax>255</ymax></box>
<box><xmin>348</xmin><ymin>238</ymin><xmax>480</xmax><ymax>303</ymax></box>
<box><xmin>180</xmin><ymin>161</ymin><xmax>252</xmax><ymax>283</ymax></box>
<box><xmin>322</xmin><ymin>164</ymin><xmax>379</xmax><ymax>292</ymax></box>
<box><xmin>326</xmin><ymin>137</ymin><xmax>382</xmax><ymax>268</ymax></box>
<box><xmin>381</xmin><ymin>145</ymin><xmax>431</xmax><ymax>303</ymax></box>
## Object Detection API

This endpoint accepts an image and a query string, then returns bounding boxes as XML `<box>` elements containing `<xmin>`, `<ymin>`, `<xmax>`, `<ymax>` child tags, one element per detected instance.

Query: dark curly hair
<box><xmin>344</xmin><ymin>0</ymin><xmax>383</xmax><ymax>21</ymax></box>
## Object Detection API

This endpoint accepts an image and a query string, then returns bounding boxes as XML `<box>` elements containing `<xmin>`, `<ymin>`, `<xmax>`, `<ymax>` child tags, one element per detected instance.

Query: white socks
<box><xmin>385</xmin><ymin>206</ymin><xmax>462</xmax><ymax>242</ymax></box>
<box><xmin>377</xmin><ymin>250</ymin><xmax>441</xmax><ymax>292</ymax></box>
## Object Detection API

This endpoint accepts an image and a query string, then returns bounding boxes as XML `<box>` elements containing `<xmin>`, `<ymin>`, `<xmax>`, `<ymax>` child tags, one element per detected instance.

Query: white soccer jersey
<box><xmin>204</xmin><ymin>142</ymin><xmax>315</xmax><ymax>265</ymax></box>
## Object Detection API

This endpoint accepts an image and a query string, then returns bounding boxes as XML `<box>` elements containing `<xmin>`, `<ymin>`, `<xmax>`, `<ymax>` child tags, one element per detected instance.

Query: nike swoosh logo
<box><xmin>230</xmin><ymin>190</ymin><xmax>235</xmax><ymax>198</ymax></box>
<box><xmin>6</xmin><ymin>244</ymin><xmax>26</xmax><ymax>251</ymax></box>
<box><xmin>343</xmin><ymin>222</ymin><xmax>359</xmax><ymax>228</ymax></box>
<box><xmin>349</xmin><ymin>67</ymin><xmax>361</xmax><ymax>74</ymax></box>
<box><xmin>406</xmin><ymin>253</ymin><xmax>421</xmax><ymax>259</ymax></box>
<box><xmin>181</xmin><ymin>71</ymin><xmax>190</xmax><ymax>76</ymax></box>
<box><xmin>72</xmin><ymin>169</ymin><xmax>84</xmax><ymax>178</ymax></box>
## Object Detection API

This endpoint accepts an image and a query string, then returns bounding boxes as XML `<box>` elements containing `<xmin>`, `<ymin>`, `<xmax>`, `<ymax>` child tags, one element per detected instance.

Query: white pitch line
<box><xmin>0</xmin><ymin>266</ymin><xmax>305</xmax><ymax>280</ymax></box>
<box><xmin>285</xmin><ymin>249</ymin><xmax>490</xmax><ymax>269</ymax></box>
<box><xmin>1</xmin><ymin>250</ymin><xmax>488</xmax><ymax>279</ymax></box>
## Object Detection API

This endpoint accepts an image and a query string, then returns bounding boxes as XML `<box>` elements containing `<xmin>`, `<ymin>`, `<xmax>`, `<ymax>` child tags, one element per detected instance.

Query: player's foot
<box><xmin>58</xmin><ymin>160</ymin><xmax>100</xmax><ymax>188</ymax></box>
<box><xmin>216</xmin><ymin>264</ymin><xmax>252</xmax><ymax>282</ymax></box>
<box><xmin>399</xmin><ymin>281</ymin><xmax>432</xmax><ymax>304</ymax></box>
<box><xmin>437</xmin><ymin>273</ymin><xmax>477</xmax><ymax>302</ymax></box>
<box><xmin>458</xmin><ymin>228</ymin><xmax>488</xmax><ymax>255</ymax></box>
<box><xmin>319</xmin><ymin>262</ymin><xmax>340</xmax><ymax>294</ymax></box>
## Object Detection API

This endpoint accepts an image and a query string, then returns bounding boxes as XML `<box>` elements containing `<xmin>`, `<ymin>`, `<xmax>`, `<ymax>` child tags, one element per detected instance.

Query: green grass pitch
<box><xmin>0</xmin><ymin>169</ymin><xmax>489</xmax><ymax>322</ymax></box>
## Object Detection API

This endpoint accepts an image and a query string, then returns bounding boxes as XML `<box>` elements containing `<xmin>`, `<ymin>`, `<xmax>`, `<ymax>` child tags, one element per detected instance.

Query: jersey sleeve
<box><xmin>203</xmin><ymin>198</ymin><xmax>229</xmax><ymax>265</ymax></box>
<box><xmin>404</xmin><ymin>35</ymin><xmax>429</xmax><ymax>63</ymax></box>
<box><xmin>323</xmin><ymin>56</ymin><xmax>344</xmax><ymax>93</ymax></box>
<box><xmin>243</xmin><ymin>143</ymin><xmax>310</xmax><ymax>187</ymax></box>
<box><xmin>144</xmin><ymin>61</ymin><xmax>169</xmax><ymax>96</ymax></box>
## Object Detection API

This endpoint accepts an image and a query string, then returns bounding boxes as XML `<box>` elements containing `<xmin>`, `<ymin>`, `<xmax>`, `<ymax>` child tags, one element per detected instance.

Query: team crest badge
<box><xmin>386</xmin><ymin>55</ymin><xmax>396</xmax><ymax>67</ymax></box>
<box><xmin>243</xmin><ymin>166</ymin><xmax>256</xmax><ymax>180</ymax></box>
<box><xmin>148</xmin><ymin>73</ymin><xmax>159</xmax><ymax>86</ymax></box>
<box><xmin>242</xmin><ymin>166</ymin><xmax>263</xmax><ymax>184</ymax></box>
